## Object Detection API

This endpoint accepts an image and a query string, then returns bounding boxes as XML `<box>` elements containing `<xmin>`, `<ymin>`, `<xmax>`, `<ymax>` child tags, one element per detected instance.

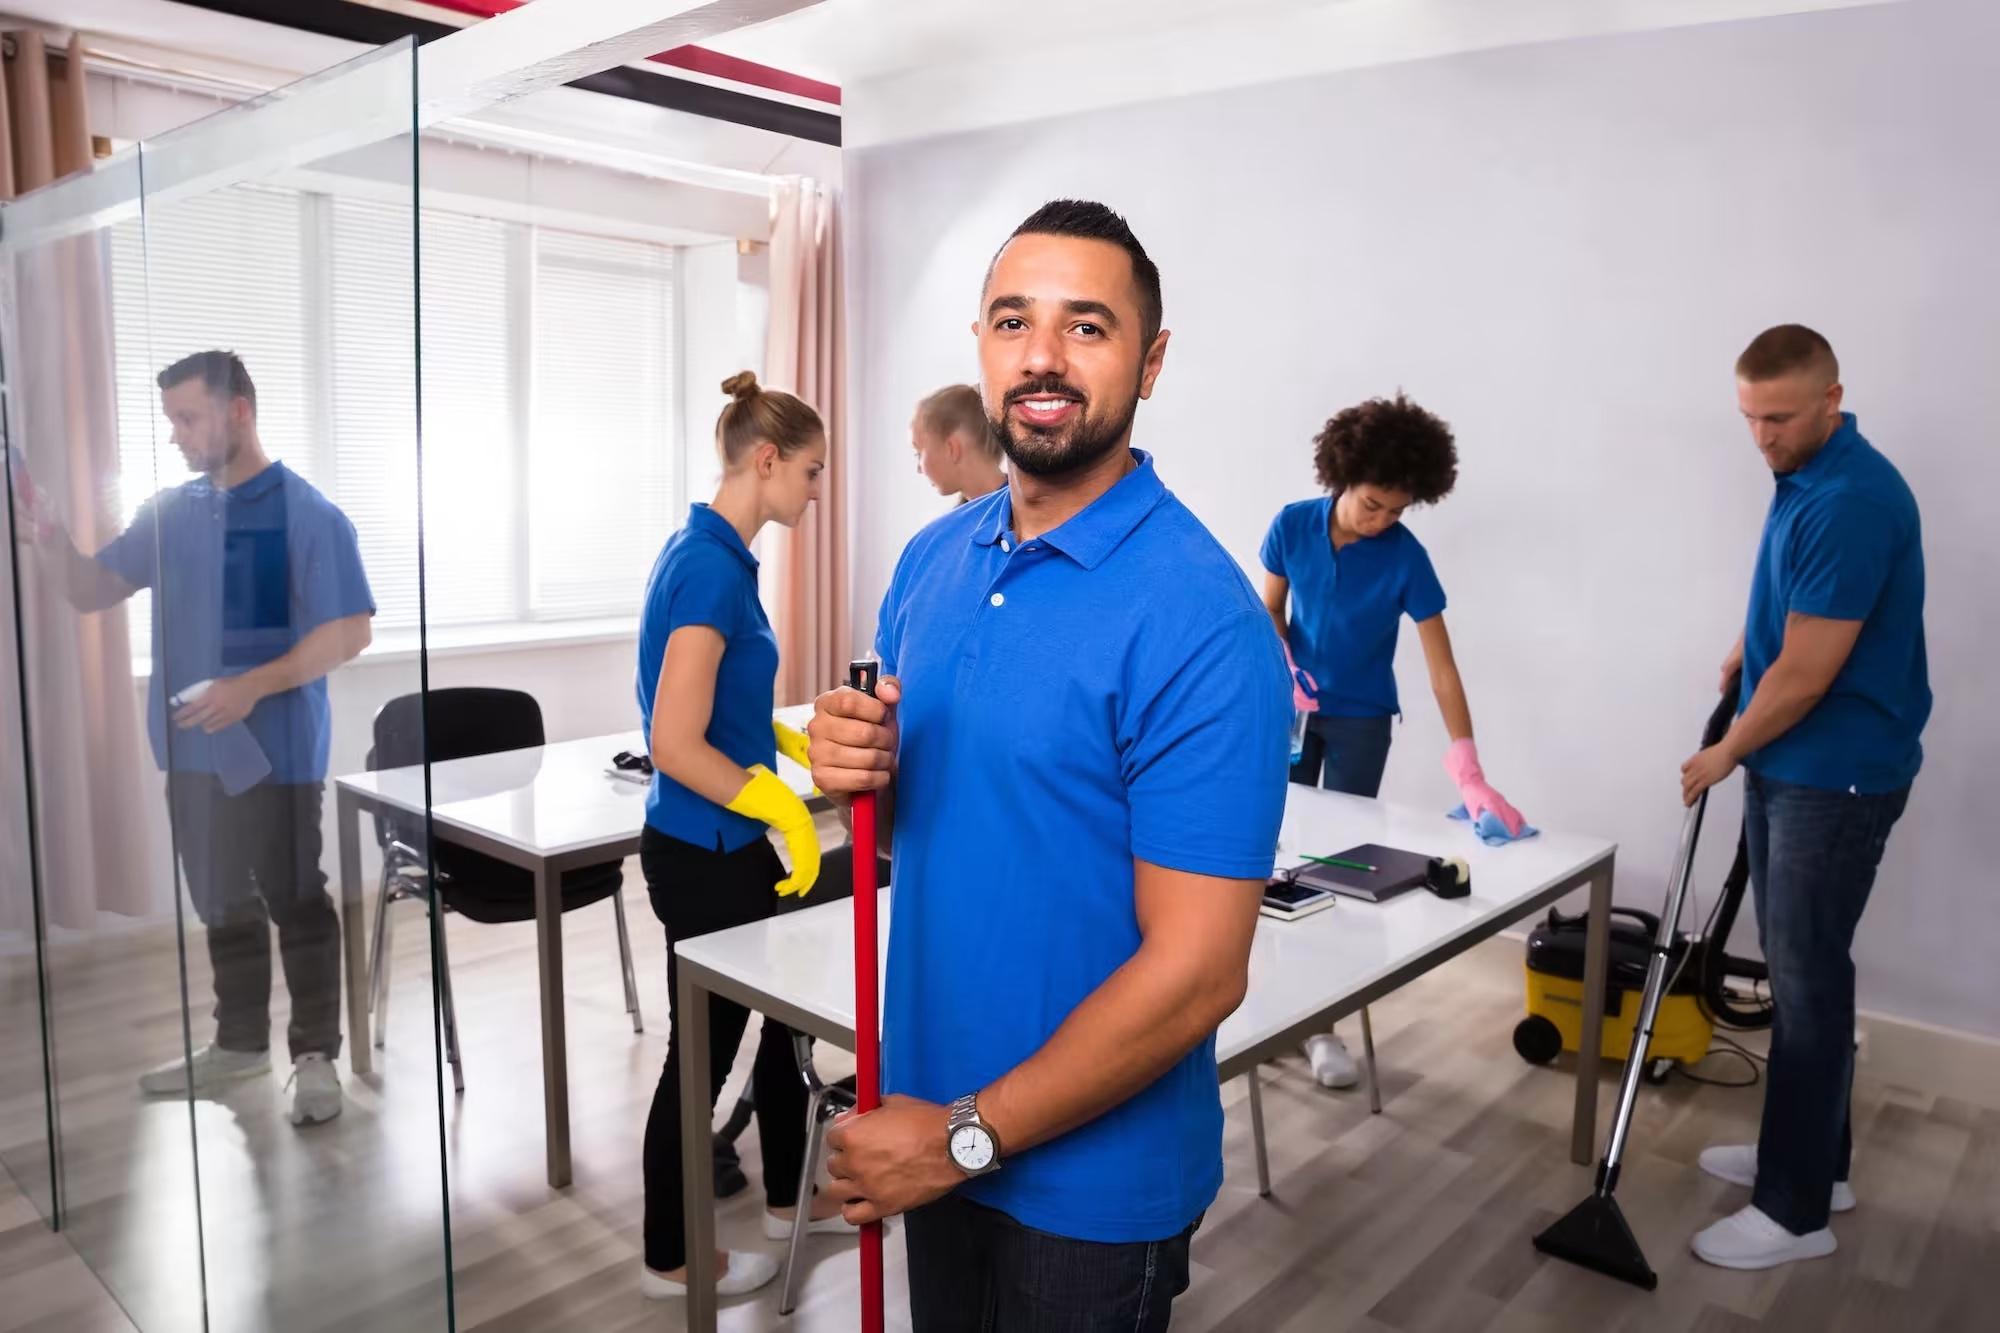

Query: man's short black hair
<box><xmin>157</xmin><ymin>350</ymin><xmax>256</xmax><ymax>410</ymax></box>
<box><xmin>998</xmin><ymin>199</ymin><xmax>1163</xmax><ymax>346</ymax></box>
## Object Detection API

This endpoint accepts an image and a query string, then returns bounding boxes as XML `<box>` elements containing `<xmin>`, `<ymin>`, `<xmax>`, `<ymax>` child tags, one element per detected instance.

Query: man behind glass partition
<box><xmin>22</xmin><ymin>350</ymin><xmax>374</xmax><ymax>1126</ymax></box>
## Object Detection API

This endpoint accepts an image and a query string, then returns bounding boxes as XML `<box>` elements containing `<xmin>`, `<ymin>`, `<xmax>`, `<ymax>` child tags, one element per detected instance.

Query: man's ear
<box><xmin>1137</xmin><ymin>329</ymin><xmax>1171</xmax><ymax>401</ymax></box>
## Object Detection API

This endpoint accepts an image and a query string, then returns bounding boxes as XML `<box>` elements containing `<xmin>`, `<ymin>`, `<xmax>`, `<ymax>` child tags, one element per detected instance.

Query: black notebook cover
<box><xmin>1290</xmin><ymin>843</ymin><xmax>1434</xmax><ymax>903</ymax></box>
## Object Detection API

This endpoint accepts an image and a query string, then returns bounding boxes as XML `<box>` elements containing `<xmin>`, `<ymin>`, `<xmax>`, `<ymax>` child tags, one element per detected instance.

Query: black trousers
<box><xmin>166</xmin><ymin>774</ymin><xmax>342</xmax><ymax>1060</ymax></box>
<box><xmin>640</xmin><ymin>826</ymin><xmax>810</xmax><ymax>1272</ymax></box>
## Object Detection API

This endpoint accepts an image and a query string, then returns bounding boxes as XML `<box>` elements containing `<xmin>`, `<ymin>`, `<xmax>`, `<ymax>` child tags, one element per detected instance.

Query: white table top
<box><xmin>673</xmin><ymin>787</ymin><xmax>1616</xmax><ymax>1066</ymax></box>
<box><xmin>334</xmin><ymin>704</ymin><xmax>819</xmax><ymax>860</ymax></box>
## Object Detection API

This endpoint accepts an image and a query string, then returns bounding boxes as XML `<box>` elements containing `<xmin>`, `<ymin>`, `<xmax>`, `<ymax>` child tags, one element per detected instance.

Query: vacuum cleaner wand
<box><xmin>1532</xmin><ymin>677</ymin><xmax>1741</xmax><ymax>1290</ymax></box>
<box><xmin>848</xmin><ymin>660</ymin><xmax>886</xmax><ymax>1333</ymax></box>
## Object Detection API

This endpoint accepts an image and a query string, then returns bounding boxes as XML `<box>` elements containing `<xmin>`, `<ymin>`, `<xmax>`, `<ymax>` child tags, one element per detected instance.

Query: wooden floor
<box><xmin>2</xmin><ymin>865</ymin><xmax>1995</xmax><ymax>1332</ymax></box>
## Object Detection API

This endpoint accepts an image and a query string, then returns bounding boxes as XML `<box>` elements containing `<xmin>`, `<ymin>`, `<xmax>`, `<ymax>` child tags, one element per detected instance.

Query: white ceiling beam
<box><xmin>2</xmin><ymin>0</ymin><xmax>822</xmax><ymax>249</ymax></box>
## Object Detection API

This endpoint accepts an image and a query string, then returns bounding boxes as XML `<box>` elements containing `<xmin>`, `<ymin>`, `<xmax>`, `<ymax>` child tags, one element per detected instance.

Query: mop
<box><xmin>1532</xmin><ymin>680</ymin><xmax>1739</xmax><ymax>1290</ymax></box>
<box><xmin>847</xmin><ymin>659</ymin><xmax>886</xmax><ymax>1333</ymax></box>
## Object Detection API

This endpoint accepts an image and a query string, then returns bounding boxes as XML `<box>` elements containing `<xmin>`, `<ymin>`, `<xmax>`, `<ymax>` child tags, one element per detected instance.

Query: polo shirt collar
<box><xmin>969</xmin><ymin>449</ymin><xmax>1167</xmax><ymax>571</ymax></box>
<box><xmin>1781</xmin><ymin>412</ymin><xmax>1859</xmax><ymax>490</ymax></box>
<box><xmin>687</xmin><ymin>502</ymin><xmax>759</xmax><ymax>572</ymax></box>
<box><xmin>190</xmin><ymin>459</ymin><xmax>288</xmax><ymax>502</ymax></box>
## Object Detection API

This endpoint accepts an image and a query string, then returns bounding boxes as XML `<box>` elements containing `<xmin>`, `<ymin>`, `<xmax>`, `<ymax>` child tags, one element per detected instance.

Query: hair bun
<box><xmin>721</xmin><ymin>371</ymin><xmax>760</xmax><ymax>401</ymax></box>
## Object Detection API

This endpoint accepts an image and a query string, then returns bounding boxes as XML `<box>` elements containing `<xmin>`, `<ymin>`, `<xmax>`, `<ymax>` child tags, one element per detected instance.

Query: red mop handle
<box><xmin>847</xmin><ymin>659</ymin><xmax>885</xmax><ymax>1333</ymax></box>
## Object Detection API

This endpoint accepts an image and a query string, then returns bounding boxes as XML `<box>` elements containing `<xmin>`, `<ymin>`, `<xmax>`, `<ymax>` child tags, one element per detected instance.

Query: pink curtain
<box><xmin>765</xmin><ymin>178</ymin><xmax>851</xmax><ymax>706</ymax></box>
<box><xmin>2</xmin><ymin>30</ymin><xmax>156</xmax><ymax>930</ymax></box>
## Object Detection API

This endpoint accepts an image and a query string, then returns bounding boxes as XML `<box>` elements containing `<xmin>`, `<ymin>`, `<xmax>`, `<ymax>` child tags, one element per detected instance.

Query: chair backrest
<box><xmin>366</xmin><ymin>688</ymin><xmax>546</xmax><ymax>851</ymax></box>
<box><xmin>369</xmin><ymin>687</ymin><xmax>546</xmax><ymax>772</ymax></box>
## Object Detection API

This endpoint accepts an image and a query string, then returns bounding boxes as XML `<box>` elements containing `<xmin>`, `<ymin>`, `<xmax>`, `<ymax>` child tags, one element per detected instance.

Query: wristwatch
<box><xmin>945</xmin><ymin>1092</ymin><xmax>1002</xmax><ymax>1177</ymax></box>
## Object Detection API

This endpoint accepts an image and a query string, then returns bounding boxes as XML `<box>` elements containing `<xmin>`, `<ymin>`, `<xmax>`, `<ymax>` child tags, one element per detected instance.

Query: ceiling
<box><xmin>704</xmin><ymin>0</ymin><xmax>1342</xmax><ymax>86</ymax></box>
<box><xmin>2</xmin><ymin>0</ymin><xmax>840</xmax><ymax>182</ymax></box>
<box><xmin>701</xmin><ymin>0</ymin><xmax>1896</xmax><ymax>90</ymax></box>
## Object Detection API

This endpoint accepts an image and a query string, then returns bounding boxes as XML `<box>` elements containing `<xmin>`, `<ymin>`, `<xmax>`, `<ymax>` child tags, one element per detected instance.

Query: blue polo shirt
<box><xmin>1740</xmin><ymin>413</ymin><xmax>1928</xmax><ymax>793</ymax></box>
<box><xmin>876</xmin><ymin>450</ymin><xmax>1290</xmax><ymax>1243</ymax></box>
<box><xmin>1260</xmin><ymin>497</ymin><xmax>1446</xmax><ymax>717</ymax></box>
<box><xmin>97</xmin><ymin>462</ymin><xmax>373</xmax><ymax>784</ymax></box>
<box><xmin>636</xmin><ymin>504</ymin><xmax>778</xmax><ymax>851</ymax></box>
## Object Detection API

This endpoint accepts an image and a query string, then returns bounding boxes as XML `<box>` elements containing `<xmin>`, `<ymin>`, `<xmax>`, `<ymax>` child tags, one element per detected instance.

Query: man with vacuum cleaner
<box><xmin>1680</xmin><ymin>324</ymin><xmax>1929</xmax><ymax>1271</ymax></box>
<box><xmin>808</xmin><ymin>199</ymin><xmax>1290</xmax><ymax>1328</ymax></box>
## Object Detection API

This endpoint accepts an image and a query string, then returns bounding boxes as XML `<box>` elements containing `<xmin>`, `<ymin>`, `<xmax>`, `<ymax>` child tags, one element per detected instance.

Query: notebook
<box><xmin>1290</xmin><ymin>843</ymin><xmax>1435</xmax><ymax>903</ymax></box>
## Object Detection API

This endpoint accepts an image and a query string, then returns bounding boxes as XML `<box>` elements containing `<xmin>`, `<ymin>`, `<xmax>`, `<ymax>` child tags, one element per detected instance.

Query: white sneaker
<box><xmin>286</xmin><ymin>1053</ymin><xmax>342</xmax><ymax>1126</ymax></box>
<box><xmin>138</xmin><ymin>1044</ymin><xmax>270</xmax><ymax>1096</ymax></box>
<box><xmin>641</xmin><ymin>1250</ymin><xmax>780</xmax><ymax>1299</ymax></box>
<box><xmin>1304</xmin><ymin>1032</ymin><xmax>1360</xmax><ymax>1089</ymax></box>
<box><xmin>1692</xmin><ymin>1204</ymin><xmax>1836</xmax><ymax>1270</ymax></box>
<box><xmin>763</xmin><ymin>1206</ymin><xmax>859</xmax><ymax>1241</ymax></box>
<box><xmin>1698</xmin><ymin>1144</ymin><xmax>1856</xmax><ymax>1213</ymax></box>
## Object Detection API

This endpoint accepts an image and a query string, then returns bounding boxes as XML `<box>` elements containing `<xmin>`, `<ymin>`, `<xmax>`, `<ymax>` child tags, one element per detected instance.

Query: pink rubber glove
<box><xmin>1444</xmin><ymin>738</ymin><xmax>1524</xmax><ymax>837</ymax></box>
<box><xmin>1284</xmin><ymin>644</ymin><xmax>1319</xmax><ymax>713</ymax></box>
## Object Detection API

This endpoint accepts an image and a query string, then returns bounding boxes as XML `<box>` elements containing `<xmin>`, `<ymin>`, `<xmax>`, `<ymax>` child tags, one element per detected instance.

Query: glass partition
<box><xmin>2</xmin><ymin>10</ymin><xmax>783</xmax><ymax>1326</ymax></box>
<box><xmin>2</xmin><ymin>37</ymin><xmax>449</xmax><ymax>1332</ymax></box>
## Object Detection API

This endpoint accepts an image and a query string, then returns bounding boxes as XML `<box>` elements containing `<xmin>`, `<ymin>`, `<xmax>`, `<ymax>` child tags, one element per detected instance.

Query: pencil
<box><xmin>1303</xmin><ymin>853</ymin><xmax>1377</xmax><ymax>873</ymax></box>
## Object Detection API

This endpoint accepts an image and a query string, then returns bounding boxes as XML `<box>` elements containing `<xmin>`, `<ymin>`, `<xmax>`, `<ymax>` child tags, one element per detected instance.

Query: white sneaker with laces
<box><xmin>763</xmin><ymin>1207</ymin><xmax>859</xmax><ymax>1241</ymax></box>
<box><xmin>1691</xmin><ymin>1205</ymin><xmax>1837</xmax><ymax>1270</ymax></box>
<box><xmin>641</xmin><ymin>1250</ymin><xmax>780</xmax><ymax>1299</ymax></box>
<box><xmin>1698</xmin><ymin>1143</ymin><xmax>1856</xmax><ymax>1213</ymax></box>
<box><xmin>287</xmin><ymin>1053</ymin><xmax>342</xmax><ymax>1126</ymax></box>
<box><xmin>137</xmin><ymin>1044</ymin><xmax>270</xmax><ymax>1096</ymax></box>
<box><xmin>1304</xmin><ymin>1032</ymin><xmax>1360</xmax><ymax>1089</ymax></box>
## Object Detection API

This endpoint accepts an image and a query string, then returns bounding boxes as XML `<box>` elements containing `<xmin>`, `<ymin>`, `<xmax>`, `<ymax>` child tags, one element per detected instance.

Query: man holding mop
<box><xmin>810</xmin><ymin>199</ymin><xmax>1289</xmax><ymax>1329</ymax></box>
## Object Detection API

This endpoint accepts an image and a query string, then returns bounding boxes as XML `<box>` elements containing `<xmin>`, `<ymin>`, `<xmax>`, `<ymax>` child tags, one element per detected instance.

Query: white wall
<box><xmin>842</xmin><ymin>0</ymin><xmax>2000</xmax><ymax>1035</ymax></box>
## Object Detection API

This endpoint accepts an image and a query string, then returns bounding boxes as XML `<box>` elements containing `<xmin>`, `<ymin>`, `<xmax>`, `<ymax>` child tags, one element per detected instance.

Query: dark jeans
<box><xmin>907</xmin><ymin>1194</ymin><xmax>1197</xmax><ymax>1332</ymax></box>
<box><xmin>166</xmin><ymin>774</ymin><xmax>342</xmax><ymax>1060</ymax></box>
<box><xmin>1289</xmin><ymin>712</ymin><xmax>1393</xmax><ymax>797</ymax></box>
<box><xmin>640</xmin><ymin>826</ymin><xmax>808</xmax><ymax>1272</ymax></box>
<box><xmin>1745</xmin><ymin>769</ymin><xmax>1910</xmax><ymax>1234</ymax></box>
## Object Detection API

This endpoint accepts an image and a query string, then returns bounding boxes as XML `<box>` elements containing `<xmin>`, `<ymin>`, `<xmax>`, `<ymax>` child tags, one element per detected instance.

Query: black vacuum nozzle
<box><xmin>1533</xmin><ymin>1193</ymin><xmax>1658</xmax><ymax>1291</ymax></box>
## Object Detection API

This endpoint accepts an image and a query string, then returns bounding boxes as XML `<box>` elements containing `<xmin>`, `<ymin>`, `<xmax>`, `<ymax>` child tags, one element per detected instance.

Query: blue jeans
<box><xmin>1289</xmin><ymin>713</ymin><xmax>1393</xmax><ymax>797</ymax></box>
<box><xmin>1744</xmin><ymin>769</ymin><xmax>1910</xmax><ymax>1234</ymax></box>
<box><xmin>905</xmin><ymin>1194</ymin><xmax>1196</xmax><ymax>1331</ymax></box>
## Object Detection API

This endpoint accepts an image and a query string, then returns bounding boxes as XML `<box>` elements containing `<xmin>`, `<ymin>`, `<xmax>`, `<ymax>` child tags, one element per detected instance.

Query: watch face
<box><xmin>949</xmin><ymin>1124</ymin><xmax>996</xmax><ymax>1173</ymax></box>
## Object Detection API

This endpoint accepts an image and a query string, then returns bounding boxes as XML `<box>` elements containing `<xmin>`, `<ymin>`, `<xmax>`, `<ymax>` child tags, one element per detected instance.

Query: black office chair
<box><xmin>364</xmin><ymin>687</ymin><xmax>641</xmax><ymax>1093</ymax></box>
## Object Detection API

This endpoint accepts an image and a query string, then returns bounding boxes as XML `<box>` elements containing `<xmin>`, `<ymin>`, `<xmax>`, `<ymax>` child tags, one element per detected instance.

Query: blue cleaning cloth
<box><xmin>1448</xmin><ymin>804</ymin><xmax>1540</xmax><ymax>846</ymax></box>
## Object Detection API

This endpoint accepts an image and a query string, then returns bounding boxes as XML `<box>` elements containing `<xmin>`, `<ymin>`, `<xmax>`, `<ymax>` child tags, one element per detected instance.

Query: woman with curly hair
<box><xmin>1260</xmin><ymin>392</ymin><xmax>1528</xmax><ymax>1088</ymax></box>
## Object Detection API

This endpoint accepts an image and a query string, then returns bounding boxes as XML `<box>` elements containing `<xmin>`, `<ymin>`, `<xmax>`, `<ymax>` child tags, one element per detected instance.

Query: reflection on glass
<box><xmin>102</xmin><ymin>350</ymin><xmax>371</xmax><ymax>1108</ymax></box>
<box><xmin>4</xmin><ymin>37</ymin><xmax>447</xmax><ymax>1333</ymax></box>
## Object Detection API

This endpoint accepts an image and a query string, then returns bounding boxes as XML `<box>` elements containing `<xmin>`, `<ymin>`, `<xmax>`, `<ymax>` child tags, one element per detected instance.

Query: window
<box><xmin>108</xmin><ymin>181</ymin><xmax>681</xmax><ymax>655</ymax></box>
<box><xmin>529</xmin><ymin>229</ymin><xmax>678</xmax><ymax>619</ymax></box>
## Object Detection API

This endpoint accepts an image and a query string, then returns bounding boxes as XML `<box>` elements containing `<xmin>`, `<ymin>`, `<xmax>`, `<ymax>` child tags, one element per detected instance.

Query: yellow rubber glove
<box><xmin>773</xmin><ymin>718</ymin><xmax>815</xmax><ymax>781</ymax></box>
<box><xmin>725</xmin><ymin>765</ymin><xmax>821</xmax><ymax>897</ymax></box>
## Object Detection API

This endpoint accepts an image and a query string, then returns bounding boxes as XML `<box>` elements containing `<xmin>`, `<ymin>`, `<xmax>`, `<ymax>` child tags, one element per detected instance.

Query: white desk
<box><xmin>671</xmin><ymin>787</ymin><xmax>1617</xmax><ymax>1332</ymax></box>
<box><xmin>331</xmin><ymin>706</ymin><xmax>818</xmax><ymax>1188</ymax></box>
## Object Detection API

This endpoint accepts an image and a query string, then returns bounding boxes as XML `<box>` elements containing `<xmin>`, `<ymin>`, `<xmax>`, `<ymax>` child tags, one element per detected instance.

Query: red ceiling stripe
<box><xmin>646</xmin><ymin>46</ymin><xmax>840</xmax><ymax>105</ymax></box>
<box><xmin>414</xmin><ymin>0</ymin><xmax>841</xmax><ymax>104</ymax></box>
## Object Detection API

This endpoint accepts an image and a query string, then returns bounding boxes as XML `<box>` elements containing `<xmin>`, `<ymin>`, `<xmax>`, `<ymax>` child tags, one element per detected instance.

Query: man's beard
<box><xmin>189</xmin><ymin>434</ymin><xmax>243</xmax><ymax>477</ymax></box>
<box><xmin>988</xmin><ymin>376</ymin><xmax>1138</xmax><ymax>479</ymax></box>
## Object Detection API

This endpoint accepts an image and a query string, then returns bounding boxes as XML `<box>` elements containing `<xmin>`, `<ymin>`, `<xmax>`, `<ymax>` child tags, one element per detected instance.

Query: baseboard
<box><xmin>1856</xmin><ymin>1009</ymin><xmax>2000</xmax><ymax>1111</ymax></box>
